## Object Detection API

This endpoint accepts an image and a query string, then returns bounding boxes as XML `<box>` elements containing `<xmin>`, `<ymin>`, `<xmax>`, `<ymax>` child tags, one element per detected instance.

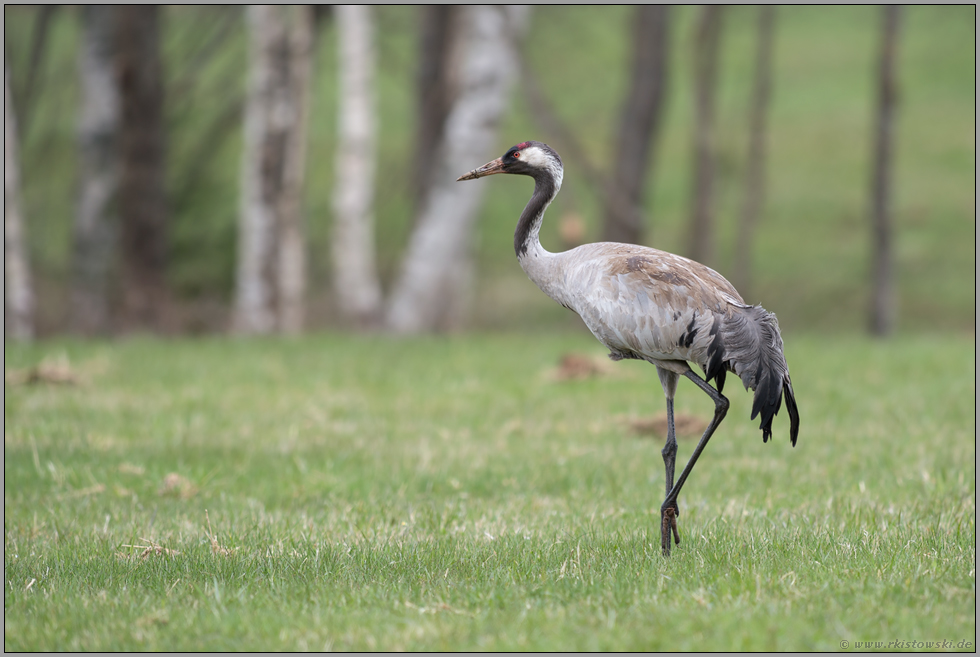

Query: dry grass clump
<box><xmin>549</xmin><ymin>353</ymin><xmax>616</xmax><ymax>381</ymax></box>
<box><xmin>119</xmin><ymin>539</ymin><xmax>181</xmax><ymax>561</ymax></box>
<box><xmin>627</xmin><ymin>413</ymin><xmax>708</xmax><ymax>438</ymax></box>
<box><xmin>158</xmin><ymin>473</ymin><xmax>197</xmax><ymax>499</ymax></box>
<box><xmin>6</xmin><ymin>353</ymin><xmax>80</xmax><ymax>385</ymax></box>
<box><xmin>205</xmin><ymin>510</ymin><xmax>236</xmax><ymax>557</ymax></box>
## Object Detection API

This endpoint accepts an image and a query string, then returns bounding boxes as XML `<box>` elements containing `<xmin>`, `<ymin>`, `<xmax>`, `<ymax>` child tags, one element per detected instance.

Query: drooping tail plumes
<box><xmin>782</xmin><ymin>373</ymin><xmax>800</xmax><ymax>446</ymax></box>
<box><xmin>715</xmin><ymin>305</ymin><xmax>800</xmax><ymax>446</ymax></box>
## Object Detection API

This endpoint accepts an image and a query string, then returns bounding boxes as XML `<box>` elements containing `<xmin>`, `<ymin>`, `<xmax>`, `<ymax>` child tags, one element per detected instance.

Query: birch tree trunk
<box><xmin>71</xmin><ymin>5</ymin><xmax>119</xmax><ymax>335</ymax></box>
<box><xmin>869</xmin><ymin>5</ymin><xmax>902</xmax><ymax>336</ymax></box>
<box><xmin>732</xmin><ymin>5</ymin><xmax>775</xmax><ymax>298</ymax></box>
<box><xmin>686</xmin><ymin>5</ymin><xmax>724</xmax><ymax>267</ymax></box>
<box><xmin>386</xmin><ymin>5</ymin><xmax>528</xmax><ymax>334</ymax></box>
<box><xmin>4</xmin><ymin>65</ymin><xmax>35</xmax><ymax>341</ymax></box>
<box><xmin>116</xmin><ymin>5</ymin><xmax>171</xmax><ymax>332</ymax></box>
<box><xmin>234</xmin><ymin>5</ymin><xmax>312</xmax><ymax>335</ymax></box>
<box><xmin>602</xmin><ymin>5</ymin><xmax>670</xmax><ymax>245</ymax></box>
<box><xmin>234</xmin><ymin>4</ymin><xmax>281</xmax><ymax>334</ymax></box>
<box><xmin>331</xmin><ymin>5</ymin><xmax>382</xmax><ymax>326</ymax></box>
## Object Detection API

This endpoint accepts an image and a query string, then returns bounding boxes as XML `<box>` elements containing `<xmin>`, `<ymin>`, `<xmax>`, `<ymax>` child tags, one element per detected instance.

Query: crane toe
<box><xmin>660</xmin><ymin>502</ymin><xmax>681</xmax><ymax>556</ymax></box>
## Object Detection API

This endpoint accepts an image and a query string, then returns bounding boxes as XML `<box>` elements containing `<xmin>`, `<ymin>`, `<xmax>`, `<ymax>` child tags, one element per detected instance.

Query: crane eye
<box><xmin>512</xmin><ymin>151</ymin><xmax>521</xmax><ymax>159</ymax></box>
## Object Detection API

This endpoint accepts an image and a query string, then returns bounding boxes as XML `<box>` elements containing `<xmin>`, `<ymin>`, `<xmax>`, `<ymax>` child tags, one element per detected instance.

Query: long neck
<box><xmin>514</xmin><ymin>168</ymin><xmax>562</xmax><ymax>259</ymax></box>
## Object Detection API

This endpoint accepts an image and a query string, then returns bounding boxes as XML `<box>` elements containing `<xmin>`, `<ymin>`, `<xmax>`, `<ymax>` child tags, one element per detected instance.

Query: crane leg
<box><xmin>660</xmin><ymin>395</ymin><xmax>681</xmax><ymax>556</ymax></box>
<box><xmin>655</xmin><ymin>367</ymin><xmax>681</xmax><ymax>555</ymax></box>
<box><xmin>662</xmin><ymin>397</ymin><xmax>678</xmax><ymax>498</ymax></box>
<box><xmin>655</xmin><ymin>367</ymin><xmax>680</xmax><ymax>498</ymax></box>
<box><xmin>660</xmin><ymin>369</ymin><xmax>729</xmax><ymax>556</ymax></box>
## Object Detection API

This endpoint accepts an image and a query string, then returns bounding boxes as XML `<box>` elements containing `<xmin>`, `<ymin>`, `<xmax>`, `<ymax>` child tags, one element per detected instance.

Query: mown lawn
<box><xmin>4</xmin><ymin>331</ymin><xmax>975</xmax><ymax>651</ymax></box>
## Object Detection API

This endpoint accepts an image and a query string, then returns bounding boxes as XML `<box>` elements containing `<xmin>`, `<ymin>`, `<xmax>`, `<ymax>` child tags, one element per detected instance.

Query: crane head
<box><xmin>457</xmin><ymin>141</ymin><xmax>562</xmax><ymax>182</ymax></box>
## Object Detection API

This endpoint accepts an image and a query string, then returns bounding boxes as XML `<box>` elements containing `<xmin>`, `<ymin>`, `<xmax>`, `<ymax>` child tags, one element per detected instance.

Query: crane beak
<box><xmin>457</xmin><ymin>157</ymin><xmax>505</xmax><ymax>181</ymax></box>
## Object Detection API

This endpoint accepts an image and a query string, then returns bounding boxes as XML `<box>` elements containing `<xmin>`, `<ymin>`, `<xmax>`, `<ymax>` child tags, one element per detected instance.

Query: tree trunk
<box><xmin>331</xmin><ymin>5</ymin><xmax>383</xmax><ymax>326</ymax></box>
<box><xmin>602</xmin><ymin>5</ymin><xmax>670</xmax><ymax>245</ymax></box>
<box><xmin>235</xmin><ymin>4</ymin><xmax>283</xmax><ymax>335</ymax></box>
<box><xmin>385</xmin><ymin>6</ymin><xmax>528</xmax><ymax>334</ymax></box>
<box><xmin>234</xmin><ymin>5</ymin><xmax>312</xmax><ymax>335</ymax></box>
<box><xmin>4</xmin><ymin>65</ymin><xmax>35</xmax><ymax>341</ymax></box>
<box><xmin>14</xmin><ymin>5</ymin><xmax>57</xmax><ymax>139</ymax></box>
<box><xmin>520</xmin><ymin>55</ymin><xmax>639</xmax><ymax>247</ymax></box>
<box><xmin>116</xmin><ymin>5</ymin><xmax>171</xmax><ymax>332</ymax></box>
<box><xmin>869</xmin><ymin>6</ymin><xmax>902</xmax><ymax>336</ymax></box>
<box><xmin>413</xmin><ymin>6</ymin><xmax>459</xmax><ymax>210</ymax></box>
<box><xmin>686</xmin><ymin>5</ymin><xmax>724</xmax><ymax>267</ymax></box>
<box><xmin>732</xmin><ymin>5</ymin><xmax>775</xmax><ymax>298</ymax></box>
<box><xmin>71</xmin><ymin>5</ymin><xmax>119</xmax><ymax>336</ymax></box>
<box><xmin>277</xmin><ymin>5</ymin><xmax>313</xmax><ymax>334</ymax></box>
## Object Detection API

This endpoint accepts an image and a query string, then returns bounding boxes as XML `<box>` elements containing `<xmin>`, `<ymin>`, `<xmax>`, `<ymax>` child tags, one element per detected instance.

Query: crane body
<box><xmin>459</xmin><ymin>141</ymin><xmax>799</xmax><ymax>555</ymax></box>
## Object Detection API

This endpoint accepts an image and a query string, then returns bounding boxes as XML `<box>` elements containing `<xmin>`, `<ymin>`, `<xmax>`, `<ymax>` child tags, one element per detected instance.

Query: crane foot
<box><xmin>661</xmin><ymin>504</ymin><xmax>680</xmax><ymax>556</ymax></box>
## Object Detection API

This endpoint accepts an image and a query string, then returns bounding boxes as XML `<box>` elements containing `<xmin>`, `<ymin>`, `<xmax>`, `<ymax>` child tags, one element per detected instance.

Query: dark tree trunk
<box><xmin>71</xmin><ymin>4</ymin><xmax>119</xmax><ymax>336</ymax></box>
<box><xmin>869</xmin><ymin>5</ymin><xmax>902</xmax><ymax>336</ymax></box>
<box><xmin>413</xmin><ymin>6</ymin><xmax>459</xmax><ymax>209</ymax></box>
<box><xmin>519</xmin><ymin>50</ymin><xmax>650</xmax><ymax>248</ymax></box>
<box><xmin>733</xmin><ymin>5</ymin><xmax>775</xmax><ymax>298</ymax></box>
<box><xmin>116</xmin><ymin>5</ymin><xmax>171</xmax><ymax>332</ymax></box>
<box><xmin>5</xmin><ymin>64</ymin><xmax>35</xmax><ymax>341</ymax></box>
<box><xmin>277</xmin><ymin>5</ymin><xmax>314</xmax><ymax>335</ymax></box>
<box><xmin>602</xmin><ymin>5</ymin><xmax>670</xmax><ymax>245</ymax></box>
<box><xmin>14</xmin><ymin>5</ymin><xmax>57</xmax><ymax>138</ymax></box>
<box><xmin>686</xmin><ymin>5</ymin><xmax>724</xmax><ymax>267</ymax></box>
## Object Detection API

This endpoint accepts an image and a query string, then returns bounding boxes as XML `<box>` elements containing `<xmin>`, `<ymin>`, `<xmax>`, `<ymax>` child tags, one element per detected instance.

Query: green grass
<box><xmin>4</xmin><ymin>332</ymin><xmax>975</xmax><ymax>650</ymax></box>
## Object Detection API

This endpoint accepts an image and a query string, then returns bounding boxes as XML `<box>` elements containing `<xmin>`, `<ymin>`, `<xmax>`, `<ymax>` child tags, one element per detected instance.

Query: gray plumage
<box><xmin>458</xmin><ymin>140</ymin><xmax>799</xmax><ymax>555</ymax></box>
<box><xmin>550</xmin><ymin>242</ymin><xmax>799</xmax><ymax>446</ymax></box>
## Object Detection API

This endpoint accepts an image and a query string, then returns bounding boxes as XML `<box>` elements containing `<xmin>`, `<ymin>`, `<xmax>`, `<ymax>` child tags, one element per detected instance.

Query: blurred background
<box><xmin>3</xmin><ymin>5</ymin><xmax>975</xmax><ymax>340</ymax></box>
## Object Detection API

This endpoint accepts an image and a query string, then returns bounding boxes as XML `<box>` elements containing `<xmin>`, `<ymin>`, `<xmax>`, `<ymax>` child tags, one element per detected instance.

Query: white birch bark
<box><xmin>71</xmin><ymin>5</ymin><xmax>119</xmax><ymax>335</ymax></box>
<box><xmin>386</xmin><ymin>5</ymin><xmax>528</xmax><ymax>334</ymax></box>
<box><xmin>331</xmin><ymin>5</ymin><xmax>383</xmax><ymax>326</ymax></box>
<box><xmin>235</xmin><ymin>5</ymin><xmax>311</xmax><ymax>334</ymax></box>
<box><xmin>234</xmin><ymin>4</ymin><xmax>282</xmax><ymax>334</ymax></box>
<box><xmin>4</xmin><ymin>64</ymin><xmax>35</xmax><ymax>340</ymax></box>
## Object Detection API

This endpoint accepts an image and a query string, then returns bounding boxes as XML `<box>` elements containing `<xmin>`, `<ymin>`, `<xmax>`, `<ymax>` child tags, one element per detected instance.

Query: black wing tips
<box><xmin>751</xmin><ymin>372</ymin><xmax>799</xmax><ymax>447</ymax></box>
<box><xmin>711</xmin><ymin>305</ymin><xmax>799</xmax><ymax>446</ymax></box>
<box><xmin>784</xmin><ymin>374</ymin><xmax>800</xmax><ymax>447</ymax></box>
<box><xmin>750</xmin><ymin>371</ymin><xmax>779</xmax><ymax>444</ymax></box>
<box><xmin>704</xmin><ymin>314</ymin><xmax>727</xmax><ymax>393</ymax></box>
<box><xmin>732</xmin><ymin>306</ymin><xmax>798</xmax><ymax>447</ymax></box>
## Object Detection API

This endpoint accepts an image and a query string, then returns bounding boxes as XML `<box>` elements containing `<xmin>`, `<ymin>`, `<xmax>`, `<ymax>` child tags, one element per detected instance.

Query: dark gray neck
<box><xmin>514</xmin><ymin>171</ymin><xmax>559</xmax><ymax>258</ymax></box>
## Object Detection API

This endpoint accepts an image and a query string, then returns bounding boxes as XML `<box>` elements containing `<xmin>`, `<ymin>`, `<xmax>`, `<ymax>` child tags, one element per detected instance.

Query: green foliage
<box><xmin>4</xmin><ymin>333</ymin><xmax>975</xmax><ymax>650</ymax></box>
<box><xmin>3</xmin><ymin>6</ymin><xmax>975</xmax><ymax>333</ymax></box>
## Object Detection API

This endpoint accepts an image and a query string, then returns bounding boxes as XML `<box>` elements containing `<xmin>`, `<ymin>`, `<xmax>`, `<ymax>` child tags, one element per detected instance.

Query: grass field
<box><xmin>4</xmin><ymin>331</ymin><xmax>975</xmax><ymax>650</ymax></box>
